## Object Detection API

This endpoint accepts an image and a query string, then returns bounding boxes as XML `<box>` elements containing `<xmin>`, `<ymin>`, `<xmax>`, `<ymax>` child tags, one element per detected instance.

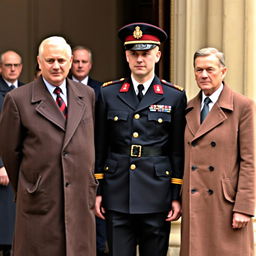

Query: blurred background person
<box><xmin>70</xmin><ymin>46</ymin><xmax>102</xmax><ymax>100</ymax></box>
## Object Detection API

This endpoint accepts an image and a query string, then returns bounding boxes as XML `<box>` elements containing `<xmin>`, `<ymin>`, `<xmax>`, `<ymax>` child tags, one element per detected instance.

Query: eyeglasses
<box><xmin>3</xmin><ymin>63</ymin><xmax>21</xmax><ymax>68</ymax></box>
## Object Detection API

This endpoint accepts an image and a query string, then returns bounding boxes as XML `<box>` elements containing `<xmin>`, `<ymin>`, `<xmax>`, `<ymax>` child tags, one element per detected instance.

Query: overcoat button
<box><xmin>130</xmin><ymin>164</ymin><xmax>136</xmax><ymax>170</ymax></box>
<box><xmin>65</xmin><ymin>182</ymin><xmax>70</xmax><ymax>187</ymax></box>
<box><xmin>191</xmin><ymin>166</ymin><xmax>197</xmax><ymax>171</ymax></box>
<box><xmin>191</xmin><ymin>141</ymin><xmax>197</xmax><ymax>147</ymax></box>
<box><xmin>210</xmin><ymin>141</ymin><xmax>216</xmax><ymax>147</ymax></box>
<box><xmin>208</xmin><ymin>189</ymin><xmax>214</xmax><ymax>195</ymax></box>
<box><xmin>134</xmin><ymin>114</ymin><xmax>140</xmax><ymax>119</ymax></box>
<box><xmin>208</xmin><ymin>166</ymin><xmax>214</xmax><ymax>171</ymax></box>
<box><xmin>191</xmin><ymin>188</ymin><xmax>197</xmax><ymax>194</ymax></box>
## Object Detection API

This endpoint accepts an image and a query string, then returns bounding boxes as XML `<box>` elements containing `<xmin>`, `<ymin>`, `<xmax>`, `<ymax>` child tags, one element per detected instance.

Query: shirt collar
<box><xmin>131</xmin><ymin>75</ymin><xmax>154</xmax><ymax>95</ymax></box>
<box><xmin>72</xmin><ymin>75</ymin><xmax>88</xmax><ymax>85</ymax></box>
<box><xmin>202</xmin><ymin>83</ymin><xmax>224</xmax><ymax>105</ymax></box>
<box><xmin>4</xmin><ymin>79</ymin><xmax>18</xmax><ymax>88</ymax></box>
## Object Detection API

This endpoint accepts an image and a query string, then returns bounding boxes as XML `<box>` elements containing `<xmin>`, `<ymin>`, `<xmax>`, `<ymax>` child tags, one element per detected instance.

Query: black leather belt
<box><xmin>111</xmin><ymin>144</ymin><xmax>167</xmax><ymax>158</ymax></box>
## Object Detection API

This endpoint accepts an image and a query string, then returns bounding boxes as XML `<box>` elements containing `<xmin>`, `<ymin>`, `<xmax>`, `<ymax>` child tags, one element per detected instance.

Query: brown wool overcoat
<box><xmin>0</xmin><ymin>77</ymin><xmax>98</xmax><ymax>256</ymax></box>
<box><xmin>180</xmin><ymin>84</ymin><xmax>255</xmax><ymax>256</ymax></box>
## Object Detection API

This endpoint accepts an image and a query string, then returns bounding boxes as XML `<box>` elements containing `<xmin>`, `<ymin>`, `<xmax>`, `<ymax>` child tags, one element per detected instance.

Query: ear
<box><xmin>125</xmin><ymin>50</ymin><xmax>130</xmax><ymax>63</ymax></box>
<box><xmin>37</xmin><ymin>56</ymin><xmax>42</xmax><ymax>70</ymax></box>
<box><xmin>221</xmin><ymin>66</ymin><xmax>228</xmax><ymax>79</ymax></box>
<box><xmin>155</xmin><ymin>50</ymin><xmax>161</xmax><ymax>63</ymax></box>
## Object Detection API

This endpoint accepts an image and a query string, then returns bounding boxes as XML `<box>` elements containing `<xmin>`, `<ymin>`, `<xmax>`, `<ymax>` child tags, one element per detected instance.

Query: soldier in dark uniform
<box><xmin>94</xmin><ymin>22</ymin><xmax>187</xmax><ymax>256</ymax></box>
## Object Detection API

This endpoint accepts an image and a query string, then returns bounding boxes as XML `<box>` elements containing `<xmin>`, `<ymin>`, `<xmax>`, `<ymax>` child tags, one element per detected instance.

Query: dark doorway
<box><xmin>117</xmin><ymin>0</ymin><xmax>171</xmax><ymax>81</ymax></box>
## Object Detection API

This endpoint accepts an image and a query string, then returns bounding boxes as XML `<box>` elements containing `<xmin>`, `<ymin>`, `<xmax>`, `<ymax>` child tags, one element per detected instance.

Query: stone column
<box><xmin>171</xmin><ymin>0</ymin><xmax>256</xmax><ymax>101</ymax></box>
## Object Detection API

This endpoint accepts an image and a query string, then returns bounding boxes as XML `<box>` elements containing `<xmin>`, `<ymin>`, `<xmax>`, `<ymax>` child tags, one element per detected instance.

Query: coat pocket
<box><xmin>221</xmin><ymin>178</ymin><xmax>236</xmax><ymax>203</ymax></box>
<box><xmin>88</xmin><ymin>170</ymin><xmax>99</xmax><ymax>209</ymax></box>
<box><xmin>19</xmin><ymin>171</ymin><xmax>49</xmax><ymax>215</ymax></box>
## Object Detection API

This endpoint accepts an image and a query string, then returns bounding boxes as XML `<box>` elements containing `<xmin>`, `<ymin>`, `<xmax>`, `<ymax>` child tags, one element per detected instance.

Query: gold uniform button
<box><xmin>104</xmin><ymin>166</ymin><xmax>109</xmax><ymax>171</ymax></box>
<box><xmin>130</xmin><ymin>164</ymin><xmax>136</xmax><ymax>170</ymax></box>
<box><xmin>134</xmin><ymin>114</ymin><xmax>140</xmax><ymax>119</ymax></box>
<box><xmin>158</xmin><ymin>118</ymin><xmax>163</xmax><ymax>123</ymax></box>
<box><xmin>165</xmin><ymin>171</ymin><xmax>170</xmax><ymax>175</ymax></box>
<box><xmin>114</xmin><ymin>116</ymin><xmax>119</xmax><ymax>121</ymax></box>
<box><xmin>133</xmin><ymin>132</ymin><xmax>139</xmax><ymax>138</ymax></box>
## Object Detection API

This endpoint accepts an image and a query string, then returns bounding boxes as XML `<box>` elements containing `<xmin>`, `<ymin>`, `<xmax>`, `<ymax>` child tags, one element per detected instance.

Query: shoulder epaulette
<box><xmin>161</xmin><ymin>79</ymin><xmax>184</xmax><ymax>91</ymax></box>
<box><xmin>102</xmin><ymin>78</ymin><xmax>125</xmax><ymax>87</ymax></box>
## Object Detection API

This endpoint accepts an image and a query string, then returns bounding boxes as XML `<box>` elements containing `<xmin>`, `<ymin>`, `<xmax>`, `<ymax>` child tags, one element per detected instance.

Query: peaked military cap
<box><xmin>118</xmin><ymin>22</ymin><xmax>167</xmax><ymax>51</ymax></box>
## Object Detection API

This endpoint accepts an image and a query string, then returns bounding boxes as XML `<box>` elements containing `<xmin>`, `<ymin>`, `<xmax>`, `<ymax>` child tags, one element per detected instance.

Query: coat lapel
<box><xmin>63</xmin><ymin>79</ymin><xmax>87</xmax><ymax>148</ymax></box>
<box><xmin>32</xmin><ymin>77</ymin><xmax>66</xmax><ymax>131</ymax></box>
<box><xmin>187</xmin><ymin>83</ymin><xmax>234</xmax><ymax>141</ymax></box>
<box><xmin>117</xmin><ymin>78</ymin><xmax>138</xmax><ymax>110</ymax></box>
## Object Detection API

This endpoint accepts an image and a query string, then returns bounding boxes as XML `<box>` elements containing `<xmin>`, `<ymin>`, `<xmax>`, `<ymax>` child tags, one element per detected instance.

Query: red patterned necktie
<box><xmin>54</xmin><ymin>87</ymin><xmax>67</xmax><ymax>118</ymax></box>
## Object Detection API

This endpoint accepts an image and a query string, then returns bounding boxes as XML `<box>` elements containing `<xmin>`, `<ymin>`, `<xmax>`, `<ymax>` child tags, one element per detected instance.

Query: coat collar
<box><xmin>32</xmin><ymin>77</ymin><xmax>87</xmax><ymax>148</ymax></box>
<box><xmin>117</xmin><ymin>76</ymin><xmax>164</xmax><ymax>111</ymax></box>
<box><xmin>186</xmin><ymin>82</ymin><xmax>234</xmax><ymax>140</ymax></box>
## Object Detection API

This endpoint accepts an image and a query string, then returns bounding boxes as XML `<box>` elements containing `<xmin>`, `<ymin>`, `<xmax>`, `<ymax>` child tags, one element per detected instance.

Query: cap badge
<box><xmin>133</xmin><ymin>26</ymin><xmax>143</xmax><ymax>39</ymax></box>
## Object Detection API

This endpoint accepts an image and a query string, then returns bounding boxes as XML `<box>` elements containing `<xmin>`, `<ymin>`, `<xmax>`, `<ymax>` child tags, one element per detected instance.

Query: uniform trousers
<box><xmin>106</xmin><ymin>210</ymin><xmax>170</xmax><ymax>256</ymax></box>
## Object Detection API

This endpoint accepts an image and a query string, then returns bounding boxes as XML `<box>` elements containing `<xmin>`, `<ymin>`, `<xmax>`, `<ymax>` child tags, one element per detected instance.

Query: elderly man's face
<box><xmin>38</xmin><ymin>44</ymin><xmax>72</xmax><ymax>86</ymax></box>
<box><xmin>0</xmin><ymin>51</ymin><xmax>23</xmax><ymax>83</ymax></box>
<box><xmin>194</xmin><ymin>54</ymin><xmax>227</xmax><ymax>96</ymax></box>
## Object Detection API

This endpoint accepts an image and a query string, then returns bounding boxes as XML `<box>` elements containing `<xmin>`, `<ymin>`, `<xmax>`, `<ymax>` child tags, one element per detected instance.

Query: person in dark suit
<box><xmin>94</xmin><ymin>23</ymin><xmax>187</xmax><ymax>256</ymax></box>
<box><xmin>70</xmin><ymin>45</ymin><xmax>107</xmax><ymax>255</ymax></box>
<box><xmin>0</xmin><ymin>50</ymin><xmax>23</xmax><ymax>256</ymax></box>
<box><xmin>0</xmin><ymin>36</ymin><xmax>98</xmax><ymax>256</ymax></box>
<box><xmin>70</xmin><ymin>46</ymin><xmax>102</xmax><ymax>100</ymax></box>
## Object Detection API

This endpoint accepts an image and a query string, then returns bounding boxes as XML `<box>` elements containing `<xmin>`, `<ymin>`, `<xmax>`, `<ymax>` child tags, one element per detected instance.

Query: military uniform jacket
<box><xmin>95</xmin><ymin>76</ymin><xmax>186</xmax><ymax>214</ymax></box>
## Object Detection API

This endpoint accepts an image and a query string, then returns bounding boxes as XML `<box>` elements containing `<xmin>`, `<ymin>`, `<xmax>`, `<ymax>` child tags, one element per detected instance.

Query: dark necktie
<box><xmin>200</xmin><ymin>97</ymin><xmax>211</xmax><ymax>123</ymax></box>
<box><xmin>54</xmin><ymin>87</ymin><xmax>68</xmax><ymax>118</ymax></box>
<box><xmin>10</xmin><ymin>85</ymin><xmax>15</xmax><ymax>90</ymax></box>
<box><xmin>137</xmin><ymin>84</ymin><xmax>144</xmax><ymax>101</ymax></box>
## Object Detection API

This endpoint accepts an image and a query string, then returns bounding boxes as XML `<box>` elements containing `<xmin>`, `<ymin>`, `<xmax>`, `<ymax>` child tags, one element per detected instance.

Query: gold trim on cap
<box><xmin>124</xmin><ymin>40</ymin><xmax>161</xmax><ymax>46</ymax></box>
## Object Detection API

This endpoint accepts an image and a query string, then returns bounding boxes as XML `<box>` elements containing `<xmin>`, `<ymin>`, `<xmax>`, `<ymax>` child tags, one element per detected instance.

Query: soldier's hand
<box><xmin>232</xmin><ymin>212</ymin><xmax>251</xmax><ymax>229</ymax></box>
<box><xmin>0</xmin><ymin>166</ymin><xmax>9</xmax><ymax>186</ymax></box>
<box><xmin>95</xmin><ymin>195</ymin><xmax>106</xmax><ymax>220</ymax></box>
<box><xmin>166</xmin><ymin>200</ymin><xmax>181</xmax><ymax>221</ymax></box>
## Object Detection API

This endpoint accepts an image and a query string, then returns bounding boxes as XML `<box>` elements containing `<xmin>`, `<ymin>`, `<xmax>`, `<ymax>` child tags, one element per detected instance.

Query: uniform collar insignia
<box><xmin>120</xmin><ymin>82</ymin><xmax>130</xmax><ymax>92</ymax></box>
<box><xmin>153</xmin><ymin>84</ymin><xmax>163</xmax><ymax>94</ymax></box>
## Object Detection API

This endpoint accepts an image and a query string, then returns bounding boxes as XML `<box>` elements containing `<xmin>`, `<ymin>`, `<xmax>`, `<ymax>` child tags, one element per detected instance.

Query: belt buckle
<box><xmin>130</xmin><ymin>145</ymin><xmax>142</xmax><ymax>157</ymax></box>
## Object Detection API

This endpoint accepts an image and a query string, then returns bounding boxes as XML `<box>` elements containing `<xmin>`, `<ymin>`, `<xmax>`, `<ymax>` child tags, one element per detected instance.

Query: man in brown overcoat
<box><xmin>0</xmin><ymin>36</ymin><xmax>98</xmax><ymax>256</ymax></box>
<box><xmin>180</xmin><ymin>47</ymin><xmax>255</xmax><ymax>256</ymax></box>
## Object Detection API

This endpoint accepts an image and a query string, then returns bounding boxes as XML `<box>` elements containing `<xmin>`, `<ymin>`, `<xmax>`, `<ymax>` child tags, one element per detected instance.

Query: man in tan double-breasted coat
<box><xmin>0</xmin><ymin>36</ymin><xmax>98</xmax><ymax>256</ymax></box>
<box><xmin>180</xmin><ymin>48</ymin><xmax>255</xmax><ymax>256</ymax></box>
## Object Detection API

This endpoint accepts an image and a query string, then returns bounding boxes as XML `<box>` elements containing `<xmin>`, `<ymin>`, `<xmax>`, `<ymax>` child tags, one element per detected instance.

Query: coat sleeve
<box><xmin>0</xmin><ymin>93</ymin><xmax>23</xmax><ymax>193</ymax></box>
<box><xmin>233</xmin><ymin>99</ymin><xmax>255</xmax><ymax>216</ymax></box>
<box><xmin>169</xmin><ymin>90</ymin><xmax>187</xmax><ymax>201</ymax></box>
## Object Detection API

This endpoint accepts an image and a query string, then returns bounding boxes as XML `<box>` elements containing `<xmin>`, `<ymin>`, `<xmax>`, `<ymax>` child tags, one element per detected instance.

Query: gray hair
<box><xmin>193</xmin><ymin>47</ymin><xmax>225</xmax><ymax>67</ymax></box>
<box><xmin>72</xmin><ymin>45</ymin><xmax>93</xmax><ymax>63</ymax></box>
<box><xmin>38</xmin><ymin>36</ymin><xmax>72</xmax><ymax>59</ymax></box>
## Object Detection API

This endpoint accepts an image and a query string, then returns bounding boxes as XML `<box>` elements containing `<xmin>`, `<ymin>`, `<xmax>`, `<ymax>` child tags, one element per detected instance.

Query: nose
<box><xmin>137</xmin><ymin>55</ymin><xmax>143</xmax><ymax>62</ymax></box>
<box><xmin>201</xmin><ymin>69</ymin><xmax>208</xmax><ymax>78</ymax></box>
<box><xmin>52</xmin><ymin>60</ymin><xmax>60</xmax><ymax>69</ymax></box>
